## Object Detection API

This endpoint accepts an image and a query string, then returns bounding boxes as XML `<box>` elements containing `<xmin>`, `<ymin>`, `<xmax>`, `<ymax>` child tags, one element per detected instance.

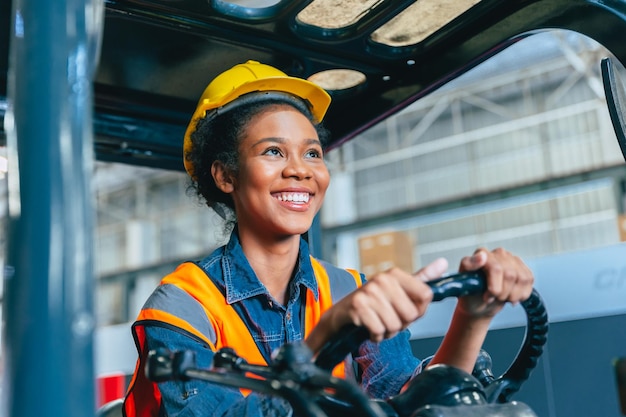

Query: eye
<box><xmin>263</xmin><ymin>147</ymin><xmax>283</xmax><ymax>157</ymax></box>
<box><xmin>305</xmin><ymin>148</ymin><xmax>322</xmax><ymax>159</ymax></box>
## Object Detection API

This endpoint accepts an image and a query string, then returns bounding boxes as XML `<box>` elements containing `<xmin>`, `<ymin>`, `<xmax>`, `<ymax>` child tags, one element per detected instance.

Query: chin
<box><xmin>270</xmin><ymin>215</ymin><xmax>316</xmax><ymax>238</ymax></box>
<box><xmin>288</xmin><ymin>227</ymin><xmax>311</xmax><ymax>237</ymax></box>
<box><xmin>277</xmin><ymin>223</ymin><xmax>312</xmax><ymax>238</ymax></box>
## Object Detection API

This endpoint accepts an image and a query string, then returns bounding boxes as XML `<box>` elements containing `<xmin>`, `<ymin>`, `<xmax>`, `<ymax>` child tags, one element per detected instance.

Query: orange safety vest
<box><xmin>123</xmin><ymin>256</ymin><xmax>362</xmax><ymax>417</ymax></box>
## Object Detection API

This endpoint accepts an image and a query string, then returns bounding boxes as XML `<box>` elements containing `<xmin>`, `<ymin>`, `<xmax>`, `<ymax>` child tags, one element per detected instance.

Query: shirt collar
<box><xmin>221</xmin><ymin>229</ymin><xmax>319</xmax><ymax>304</ymax></box>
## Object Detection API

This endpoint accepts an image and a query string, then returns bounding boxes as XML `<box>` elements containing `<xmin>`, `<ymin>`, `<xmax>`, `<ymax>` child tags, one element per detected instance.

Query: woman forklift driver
<box><xmin>123</xmin><ymin>60</ymin><xmax>534</xmax><ymax>417</ymax></box>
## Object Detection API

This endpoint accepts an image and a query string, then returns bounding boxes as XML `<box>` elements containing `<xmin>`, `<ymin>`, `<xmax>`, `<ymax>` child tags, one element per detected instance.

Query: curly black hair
<box><xmin>185</xmin><ymin>95</ymin><xmax>331</xmax><ymax>222</ymax></box>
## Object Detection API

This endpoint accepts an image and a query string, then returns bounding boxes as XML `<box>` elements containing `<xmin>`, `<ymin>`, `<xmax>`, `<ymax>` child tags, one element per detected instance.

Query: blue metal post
<box><xmin>3</xmin><ymin>0</ymin><xmax>101</xmax><ymax>416</ymax></box>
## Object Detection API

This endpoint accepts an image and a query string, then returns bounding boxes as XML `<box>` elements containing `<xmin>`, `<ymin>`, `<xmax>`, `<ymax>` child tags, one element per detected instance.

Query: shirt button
<box><xmin>268</xmin><ymin>300</ymin><xmax>273</xmax><ymax>308</ymax></box>
<box><xmin>286</xmin><ymin>312</ymin><xmax>291</xmax><ymax>321</ymax></box>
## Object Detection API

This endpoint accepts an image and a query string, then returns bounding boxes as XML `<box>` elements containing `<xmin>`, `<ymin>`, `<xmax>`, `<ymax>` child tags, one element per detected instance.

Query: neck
<box><xmin>237</xmin><ymin>229</ymin><xmax>302</xmax><ymax>305</ymax></box>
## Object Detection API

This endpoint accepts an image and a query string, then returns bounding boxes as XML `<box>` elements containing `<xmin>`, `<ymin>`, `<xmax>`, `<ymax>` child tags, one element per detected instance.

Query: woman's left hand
<box><xmin>456</xmin><ymin>247</ymin><xmax>534</xmax><ymax>319</ymax></box>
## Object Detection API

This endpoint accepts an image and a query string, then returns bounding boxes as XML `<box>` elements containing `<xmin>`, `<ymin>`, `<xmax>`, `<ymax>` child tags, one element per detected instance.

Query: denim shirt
<box><xmin>143</xmin><ymin>231</ymin><xmax>422</xmax><ymax>417</ymax></box>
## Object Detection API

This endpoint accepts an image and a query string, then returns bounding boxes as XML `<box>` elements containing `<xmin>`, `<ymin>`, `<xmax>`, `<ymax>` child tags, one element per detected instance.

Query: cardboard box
<box><xmin>358</xmin><ymin>231</ymin><xmax>414</xmax><ymax>277</ymax></box>
<box><xmin>619</xmin><ymin>215</ymin><xmax>626</xmax><ymax>242</ymax></box>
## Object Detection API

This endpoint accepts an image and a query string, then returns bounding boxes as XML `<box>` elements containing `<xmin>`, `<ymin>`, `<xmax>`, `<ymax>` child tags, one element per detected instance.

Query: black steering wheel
<box><xmin>313</xmin><ymin>270</ymin><xmax>548</xmax><ymax>415</ymax></box>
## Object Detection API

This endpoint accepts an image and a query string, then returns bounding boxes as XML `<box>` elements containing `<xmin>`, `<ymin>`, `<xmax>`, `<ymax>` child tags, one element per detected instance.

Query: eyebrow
<box><xmin>250</xmin><ymin>137</ymin><xmax>322</xmax><ymax>149</ymax></box>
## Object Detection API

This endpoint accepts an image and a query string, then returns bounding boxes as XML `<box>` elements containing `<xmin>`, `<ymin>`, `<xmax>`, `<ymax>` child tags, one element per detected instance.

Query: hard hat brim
<box><xmin>197</xmin><ymin>76</ymin><xmax>330</xmax><ymax>122</ymax></box>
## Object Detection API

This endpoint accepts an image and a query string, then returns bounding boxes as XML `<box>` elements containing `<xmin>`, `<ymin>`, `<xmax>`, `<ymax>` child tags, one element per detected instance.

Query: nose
<box><xmin>283</xmin><ymin>157</ymin><xmax>312</xmax><ymax>180</ymax></box>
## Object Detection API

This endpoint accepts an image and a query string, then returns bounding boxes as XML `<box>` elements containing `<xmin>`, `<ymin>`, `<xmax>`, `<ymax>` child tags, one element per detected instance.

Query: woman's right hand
<box><xmin>306</xmin><ymin>258</ymin><xmax>449</xmax><ymax>353</ymax></box>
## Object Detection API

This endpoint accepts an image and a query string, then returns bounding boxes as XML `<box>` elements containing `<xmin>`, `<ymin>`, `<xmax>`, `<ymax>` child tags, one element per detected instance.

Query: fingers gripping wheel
<box><xmin>314</xmin><ymin>271</ymin><xmax>487</xmax><ymax>371</ymax></box>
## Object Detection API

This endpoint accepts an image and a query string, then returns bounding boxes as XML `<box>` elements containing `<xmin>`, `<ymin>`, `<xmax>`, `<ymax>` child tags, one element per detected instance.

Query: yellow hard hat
<box><xmin>183</xmin><ymin>60</ymin><xmax>331</xmax><ymax>177</ymax></box>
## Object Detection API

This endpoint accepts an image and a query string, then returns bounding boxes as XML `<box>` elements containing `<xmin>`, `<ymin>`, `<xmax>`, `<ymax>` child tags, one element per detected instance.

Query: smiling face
<box><xmin>213</xmin><ymin>104</ymin><xmax>330</xmax><ymax>241</ymax></box>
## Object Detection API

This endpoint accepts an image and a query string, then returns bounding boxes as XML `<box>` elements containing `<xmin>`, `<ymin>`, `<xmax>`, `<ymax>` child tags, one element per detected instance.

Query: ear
<box><xmin>211</xmin><ymin>161</ymin><xmax>235</xmax><ymax>193</ymax></box>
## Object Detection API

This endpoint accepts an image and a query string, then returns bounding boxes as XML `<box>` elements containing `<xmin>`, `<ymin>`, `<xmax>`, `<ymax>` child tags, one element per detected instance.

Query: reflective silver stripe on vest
<box><xmin>319</xmin><ymin>260</ymin><xmax>361</xmax><ymax>303</ymax></box>
<box><xmin>142</xmin><ymin>283</ymin><xmax>217</xmax><ymax>345</ymax></box>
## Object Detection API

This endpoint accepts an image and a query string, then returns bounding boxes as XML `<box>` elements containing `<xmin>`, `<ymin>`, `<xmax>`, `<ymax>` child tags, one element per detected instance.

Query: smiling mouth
<box><xmin>273</xmin><ymin>192</ymin><xmax>311</xmax><ymax>203</ymax></box>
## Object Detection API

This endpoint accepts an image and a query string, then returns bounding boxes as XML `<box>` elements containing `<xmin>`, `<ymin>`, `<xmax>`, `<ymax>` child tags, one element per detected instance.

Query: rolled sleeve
<box><xmin>353</xmin><ymin>329</ymin><xmax>421</xmax><ymax>400</ymax></box>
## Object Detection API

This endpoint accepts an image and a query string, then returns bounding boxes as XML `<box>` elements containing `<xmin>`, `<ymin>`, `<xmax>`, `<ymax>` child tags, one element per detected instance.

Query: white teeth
<box><xmin>276</xmin><ymin>192</ymin><xmax>310</xmax><ymax>203</ymax></box>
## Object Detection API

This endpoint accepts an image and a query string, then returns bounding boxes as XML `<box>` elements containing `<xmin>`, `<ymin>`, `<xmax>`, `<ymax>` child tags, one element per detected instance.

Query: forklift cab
<box><xmin>2</xmin><ymin>1</ymin><xmax>626</xmax><ymax>416</ymax></box>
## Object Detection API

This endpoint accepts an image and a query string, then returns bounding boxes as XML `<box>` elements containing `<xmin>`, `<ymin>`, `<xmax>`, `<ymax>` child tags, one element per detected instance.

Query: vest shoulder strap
<box><xmin>316</xmin><ymin>258</ymin><xmax>363</xmax><ymax>302</ymax></box>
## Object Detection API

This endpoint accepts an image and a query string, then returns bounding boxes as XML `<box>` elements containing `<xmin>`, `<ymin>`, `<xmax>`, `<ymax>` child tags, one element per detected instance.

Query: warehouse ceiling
<box><xmin>3</xmin><ymin>0</ymin><xmax>626</xmax><ymax>170</ymax></box>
